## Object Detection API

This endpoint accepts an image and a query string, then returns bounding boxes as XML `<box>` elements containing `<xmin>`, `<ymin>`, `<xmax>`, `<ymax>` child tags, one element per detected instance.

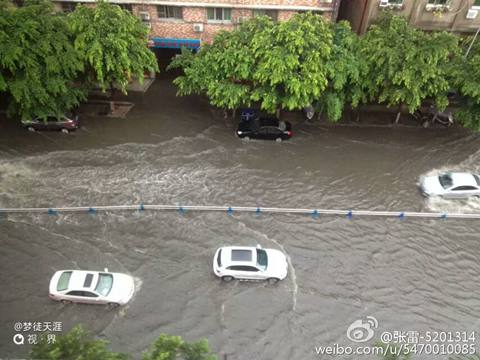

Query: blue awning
<box><xmin>150</xmin><ymin>38</ymin><xmax>201</xmax><ymax>49</ymax></box>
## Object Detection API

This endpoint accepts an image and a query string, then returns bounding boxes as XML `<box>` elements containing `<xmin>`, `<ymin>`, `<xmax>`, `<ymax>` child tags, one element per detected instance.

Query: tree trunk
<box><xmin>232</xmin><ymin>108</ymin><xmax>237</xmax><ymax>119</ymax></box>
<box><xmin>395</xmin><ymin>104</ymin><xmax>402</xmax><ymax>124</ymax></box>
<box><xmin>109</xmin><ymin>82</ymin><xmax>116</xmax><ymax>114</ymax></box>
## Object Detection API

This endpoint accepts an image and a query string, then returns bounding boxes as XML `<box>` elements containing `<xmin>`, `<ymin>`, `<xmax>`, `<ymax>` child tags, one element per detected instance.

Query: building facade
<box><xmin>338</xmin><ymin>0</ymin><xmax>480</xmax><ymax>34</ymax></box>
<box><xmin>54</xmin><ymin>0</ymin><xmax>340</xmax><ymax>50</ymax></box>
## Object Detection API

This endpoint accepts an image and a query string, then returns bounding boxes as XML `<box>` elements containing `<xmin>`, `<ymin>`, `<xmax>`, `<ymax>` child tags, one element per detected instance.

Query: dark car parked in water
<box><xmin>22</xmin><ymin>113</ymin><xmax>80</xmax><ymax>134</ymax></box>
<box><xmin>237</xmin><ymin>117</ymin><xmax>292</xmax><ymax>142</ymax></box>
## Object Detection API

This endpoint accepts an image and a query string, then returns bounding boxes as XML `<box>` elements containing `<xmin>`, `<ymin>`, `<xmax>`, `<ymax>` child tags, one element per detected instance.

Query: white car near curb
<box><xmin>213</xmin><ymin>245</ymin><xmax>288</xmax><ymax>284</ymax></box>
<box><xmin>49</xmin><ymin>269</ymin><xmax>135</xmax><ymax>307</ymax></box>
<box><xmin>420</xmin><ymin>172</ymin><xmax>480</xmax><ymax>198</ymax></box>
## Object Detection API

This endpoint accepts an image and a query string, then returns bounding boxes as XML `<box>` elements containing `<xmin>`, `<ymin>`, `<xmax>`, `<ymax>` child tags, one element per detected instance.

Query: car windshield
<box><xmin>57</xmin><ymin>271</ymin><xmax>72</xmax><ymax>291</ymax></box>
<box><xmin>438</xmin><ymin>174</ymin><xmax>453</xmax><ymax>189</ymax></box>
<box><xmin>256</xmin><ymin>249</ymin><xmax>268</xmax><ymax>270</ymax></box>
<box><xmin>474</xmin><ymin>175</ymin><xmax>480</xmax><ymax>187</ymax></box>
<box><xmin>94</xmin><ymin>274</ymin><xmax>113</xmax><ymax>296</ymax></box>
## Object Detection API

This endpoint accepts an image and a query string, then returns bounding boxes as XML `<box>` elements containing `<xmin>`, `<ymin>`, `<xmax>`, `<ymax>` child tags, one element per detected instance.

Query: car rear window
<box><xmin>231</xmin><ymin>249</ymin><xmax>252</xmax><ymax>262</ymax></box>
<box><xmin>217</xmin><ymin>249</ymin><xmax>222</xmax><ymax>267</ymax></box>
<box><xmin>57</xmin><ymin>271</ymin><xmax>72</xmax><ymax>291</ymax></box>
<box><xmin>95</xmin><ymin>274</ymin><xmax>113</xmax><ymax>296</ymax></box>
<box><xmin>439</xmin><ymin>174</ymin><xmax>453</xmax><ymax>189</ymax></box>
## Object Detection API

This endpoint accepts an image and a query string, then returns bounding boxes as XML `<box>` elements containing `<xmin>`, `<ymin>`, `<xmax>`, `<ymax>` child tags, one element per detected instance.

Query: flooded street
<box><xmin>1</xmin><ymin>74</ymin><xmax>480</xmax><ymax>360</ymax></box>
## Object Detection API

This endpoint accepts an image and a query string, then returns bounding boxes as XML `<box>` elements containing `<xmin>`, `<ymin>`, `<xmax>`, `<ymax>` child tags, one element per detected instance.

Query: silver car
<box><xmin>420</xmin><ymin>172</ymin><xmax>480</xmax><ymax>198</ymax></box>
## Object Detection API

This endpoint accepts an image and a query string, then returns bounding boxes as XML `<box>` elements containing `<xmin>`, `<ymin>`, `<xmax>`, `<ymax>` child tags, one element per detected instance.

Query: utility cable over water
<box><xmin>2</xmin><ymin>204</ymin><xmax>480</xmax><ymax>219</ymax></box>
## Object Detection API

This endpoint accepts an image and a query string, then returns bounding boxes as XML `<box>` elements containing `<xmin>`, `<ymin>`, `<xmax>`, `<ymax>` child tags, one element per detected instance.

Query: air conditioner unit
<box><xmin>193</xmin><ymin>23</ymin><xmax>204</xmax><ymax>32</ymax></box>
<box><xmin>379</xmin><ymin>0</ymin><xmax>389</xmax><ymax>7</ymax></box>
<box><xmin>466</xmin><ymin>8</ymin><xmax>479</xmax><ymax>19</ymax></box>
<box><xmin>144</xmin><ymin>22</ymin><xmax>152</xmax><ymax>29</ymax></box>
<box><xmin>139</xmin><ymin>12</ymin><xmax>150</xmax><ymax>21</ymax></box>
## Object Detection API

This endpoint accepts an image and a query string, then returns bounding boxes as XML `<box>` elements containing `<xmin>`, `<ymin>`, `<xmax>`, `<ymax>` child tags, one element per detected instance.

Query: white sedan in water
<box><xmin>420</xmin><ymin>172</ymin><xmax>480</xmax><ymax>198</ymax></box>
<box><xmin>213</xmin><ymin>245</ymin><xmax>288</xmax><ymax>284</ymax></box>
<box><xmin>49</xmin><ymin>269</ymin><xmax>135</xmax><ymax>307</ymax></box>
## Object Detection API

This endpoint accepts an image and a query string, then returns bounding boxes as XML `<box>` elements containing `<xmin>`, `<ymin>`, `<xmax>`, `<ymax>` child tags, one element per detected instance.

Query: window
<box><xmin>118</xmin><ymin>4</ymin><xmax>133</xmax><ymax>13</ymax></box>
<box><xmin>231</xmin><ymin>249</ymin><xmax>252</xmax><ymax>262</ymax></box>
<box><xmin>388</xmin><ymin>0</ymin><xmax>403</xmax><ymax>3</ymax></box>
<box><xmin>427</xmin><ymin>0</ymin><xmax>448</xmax><ymax>4</ymax></box>
<box><xmin>66</xmin><ymin>291</ymin><xmax>84</xmax><ymax>296</ymax></box>
<box><xmin>207</xmin><ymin>8</ymin><xmax>231</xmax><ymax>22</ymax></box>
<box><xmin>157</xmin><ymin>6</ymin><xmax>182</xmax><ymax>19</ymax></box>
<box><xmin>61</xmin><ymin>2</ymin><xmax>76</xmax><ymax>13</ymax></box>
<box><xmin>57</xmin><ymin>271</ymin><xmax>72</xmax><ymax>291</ymax></box>
<box><xmin>95</xmin><ymin>274</ymin><xmax>113</xmax><ymax>296</ymax></box>
<box><xmin>474</xmin><ymin>175</ymin><xmax>480</xmax><ymax>186</ymax></box>
<box><xmin>252</xmin><ymin>9</ymin><xmax>278</xmax><ymax>21</ymax></box>
<box><xmin>256</xmin><ymin>249</ymin><xmax>268</xmax><ymax>270</ymax></box>
<box><xmin>439</xmin><ymin>174</ymin><xmax>453</xmax><ymax>189</ymax></box>
<box><xmin>452</xmin><ymin>186</ymin><xmax>478</xmax><ymax>191</ymax></box>
<box><xmin>227</xmin><ymin>265</ymin><xmax>259</xmax><ymax>272</ymax></box>
<box><xmin>216</xmin><ymin>249</ymin><xmax>222</xmax><ymax>267</ymax></box>
<box><xmin>83</xmin><ymin>273</ymin><xmax>94</xmax><ymax>288</ymax></box>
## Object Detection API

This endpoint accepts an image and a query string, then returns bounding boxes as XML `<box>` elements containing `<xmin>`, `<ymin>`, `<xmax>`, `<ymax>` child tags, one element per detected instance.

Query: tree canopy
<box><xmin>170</xmin><ymin>13</ymin><xmax>356</xmax><ymax>120</ymax></box>
<box><xmin>353</xmin><ymin>15</ymin><xmax>458</xmax><ymax>114</ymax></box>
<box><xmin>30</xmin><ymin>325</ymin><xmax>127</xmax><ymax>360</ymax></box>
<box><xmin>450</xmin><ymin>37</ymin><xmax>480</xmax><ymax>131</ymax></box>
<box><xmin>30</xmin><ymin>325</ymin><xmax>216</xmax><ymax>360</ymax></box>
<box><xmin>68</xmin><ymin>0</ymin><xmax>158</xmax><ymax>93</ymax></box>
<box><xmin>0</xmin><ymin>0</ymin><xmax>86</xmax><ymax>120</ymax></box>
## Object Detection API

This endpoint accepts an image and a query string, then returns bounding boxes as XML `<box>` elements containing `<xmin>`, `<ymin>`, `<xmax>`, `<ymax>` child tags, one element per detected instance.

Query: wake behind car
<box><xmin>213</xmin><ymin>245</ymin><xmax>288</xmax><ymax>283</ymax></box>
<box><xmin>420</xmin><ymin>172</ymin><xmax>480</xmax><ymax>198</ymax></box>
<box><xmin>237</xmin><ymin>117</ymin><xmax>292</xmax><ymax>141</ymax></box>
<box><xmin>49</xmin><ymin>269</ymin><xmax>135</xmax><ymax>307</ymax></box>
<box><xmin>22</xmin><ymin>113</ymin><xmax>79</xmax><ymax>133</ymax></box>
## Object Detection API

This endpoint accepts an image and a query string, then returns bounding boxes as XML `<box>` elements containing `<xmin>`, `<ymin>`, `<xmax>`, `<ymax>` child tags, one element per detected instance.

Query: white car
<box><xmin>49</xmin><ymin>269</ymin><xmax>135</xmax><ymax>307</ymax></box>
<box><xmin>420</xmin><ymin>172</ymin><xmax>480</xmax><ymax>198</ymax></box>
<box><xmin>213</xmin><ymin>245</ymin><xmax>288</xmax><ymax>284</ymax></box>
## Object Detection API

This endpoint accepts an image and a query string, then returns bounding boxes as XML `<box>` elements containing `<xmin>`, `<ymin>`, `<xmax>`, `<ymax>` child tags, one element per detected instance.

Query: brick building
<box><xmin>54</xmin><ymin>0</ymin><xmax>341</xmax><ymax>51</ymax></box>
<box><xmin>338</xmin><ymin>0</ymin><xmax>480</xmax><ymax>34</ymax></box>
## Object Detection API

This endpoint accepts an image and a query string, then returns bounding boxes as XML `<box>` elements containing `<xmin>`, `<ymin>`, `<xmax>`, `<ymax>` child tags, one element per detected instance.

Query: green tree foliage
<box><xmin>142</xmin><ymin>334</ymin><xmax>216</xmax><ymax>360</ymax></box>
<box><xmin>450</xmin><ymin>38</ymin><xmax>480</xmax><ymax>131</ymax></box>
<box><xmin>68</xmin><ymin>0</ymin><xmax>158</xmax><ymax>94</ymax></box>
<box><xmin>30</xmin><ymin>325</ymin><xmax>128</xmax><ymax>360</ymax></box>
<box><xmin>0</xmin><ymin>0</ymin><xmax>86</xmax><ymax>120</ymax></box>
<box><xmin>354</xmin><ymin>15</ymin><xmax>458</xmax><ymax>114</ymax></box>
<box><xmin>170</xmin><ymin>13</ymin><xmax>355</xmax><ymax>120</ymax></box>
<box><xmin>31</xmin><ymin>326</ymin><xmax>216</xmax><ymax>360</ymax></box>
<box><xmin>315</xmin><ymin>21</ymin><xmax>360</xmax><ymax>121</ymax></box>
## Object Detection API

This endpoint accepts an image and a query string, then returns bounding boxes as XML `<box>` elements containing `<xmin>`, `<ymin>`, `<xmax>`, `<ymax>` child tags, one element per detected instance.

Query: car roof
<box><xmin>61</xmin><ymin>270</ymin><xmax>103</xmax><ymax>292</ymax></box>
<box><xmin>448</xmin><ymin>172</ymin><xmax>478</xmax><ymax>187</ymax></box>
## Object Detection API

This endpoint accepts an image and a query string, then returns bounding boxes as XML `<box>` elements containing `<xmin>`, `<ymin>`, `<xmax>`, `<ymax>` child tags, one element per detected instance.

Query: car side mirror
<box><xmin>104</xmin><ymin>268</ymin><xmax>109</xmax><ymax>272</ymax></box>
<box><xmin>256</xmin><ymin>244</ymin><xmax>262</xmax><ymax>249</ymax></box>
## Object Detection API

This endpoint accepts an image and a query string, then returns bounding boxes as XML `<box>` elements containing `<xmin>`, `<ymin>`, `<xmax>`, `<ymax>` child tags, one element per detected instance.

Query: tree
<box><xmin>31</xmin><ymin>326</ymin><xmax>216</xmax><ymax>360</ymax></box>
<box><xmin>170</xmin><ymin>13</ymin><xmax>354</xmax><ymax>120</ymax></box>
<box><xmin>314</xmin><ymin>20</ymin><xmax>361</xmax><ymax>121</ymax></box>
<box><xmin>68</xmin><ymin>1</ymin><xmax>158</xmax><ymax>99</ymax></box>
<box><xmin>30</xmin><ymin>325</ymin><xmax>128</xmax><ymax>360</ymax></box>
<box><xmin>353</xmin><ymin>15</ymin><xmax>458</xmax><ymax>122</ymax></box>
<box><xmin>450</xmin><ymin>37</ymin><xmax>480</xmax><ymax>131</ymax></box>
<box><xmin>142</xmin><ymin>334</ymin><xmax>216</xmax><ymax>360</ymax></box>
<box><xmin>0</xmin><ymin>0</ymin><xmax>86</xmax><ymax>120</ymax></box>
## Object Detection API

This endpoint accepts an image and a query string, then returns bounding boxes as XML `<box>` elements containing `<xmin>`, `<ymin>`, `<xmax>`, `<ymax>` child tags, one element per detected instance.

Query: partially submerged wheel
<box><xmin>108</xmin><ymin>302</ymin><xmax>120</xmax><ymax>309</ymax></box>
<box><xmin>60</xmin><ymin>299</ymin><xmax>72</xmax><ymax>305</ymax></box>
<box><xmin>243</xmin><ymin>136</ymin><xmax>250</xmax><ymax>141</ymax></box>
<box><xmin>61</xmin><ymin>128</ymin><xmax>70</xmax><ymax>134</ymax></box>
<box><xmin>27</xmin><ymin>126</ymin><xmax>35</xmax><ymax>132</ymax></box>
<box><xmin>267</xmin><ymin>277</ymin><xmax>279</xmax><ymax>284</ymax></box>
<box><xmin>221</xmin><ymin>276</ymin><xmax>234</xmax><ymax>282</ymax></box>
<box><xmin>275</xmin><ymin>138</ymin><xmax>282</xmax><ymax>143</ymax></box>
